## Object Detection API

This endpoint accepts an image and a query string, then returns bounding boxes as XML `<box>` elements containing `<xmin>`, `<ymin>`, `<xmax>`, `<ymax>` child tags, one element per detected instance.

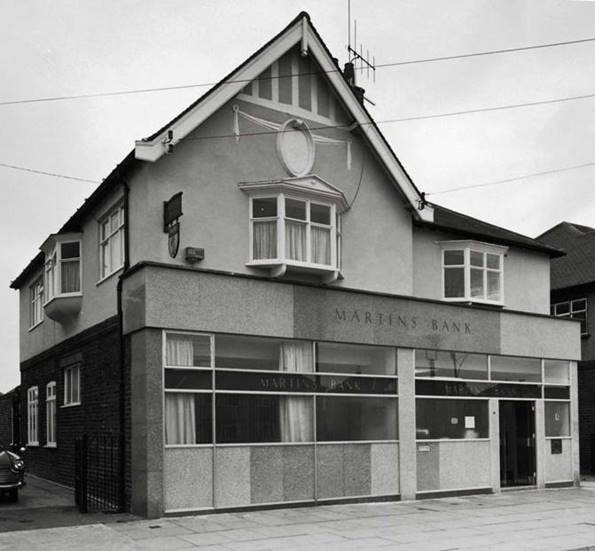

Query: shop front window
<box><xmin>416</xmin><ymin>398</ymin><xmax>489</xmax><ymax>439</ymax></box>
<box><xmin>415</xmin><ymin>349</ymin><xmax>487</xmax><ymax>379</ymax></box>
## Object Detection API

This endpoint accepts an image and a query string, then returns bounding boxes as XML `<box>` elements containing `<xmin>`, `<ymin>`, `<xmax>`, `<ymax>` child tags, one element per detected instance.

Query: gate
<box><xmin>75</xmin><ymin>433</ymin><xmax>123</xmax><ymax>513</ymax></box>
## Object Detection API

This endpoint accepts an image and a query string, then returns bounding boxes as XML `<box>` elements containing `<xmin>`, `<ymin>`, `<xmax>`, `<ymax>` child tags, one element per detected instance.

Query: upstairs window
<box><xmin>29</xmin><ymin>277</ymin><xmax>44</xmax><ymax>328</ymax></box>
<box><xmin>251</xmin><ymin>195</ymin><xmax>335</xmax><ymax>269</ymax></box>
<box><xmin>99</xmin><ymin>205</ymin><xmax>125</xmax><ymax>280</ymax></box>
<box><xmin>44</xmin><ymin>240</ymin><xmax>81</xmax><ymax>302</ymax></box>
<box><xmin>441</xmin><ymin>241</ymin><xmax>506</xmax><ymax>305</ymax></box>
<box><xmin>552</xmin><ymin>298</ymin><xmax>588</xmax><ymax>335</ymax></box>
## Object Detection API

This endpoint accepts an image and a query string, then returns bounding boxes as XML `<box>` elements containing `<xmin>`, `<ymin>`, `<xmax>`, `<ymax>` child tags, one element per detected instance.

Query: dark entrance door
<box><xmin>499</xmin><ymin>400</ymin><xmax>536</xmax><ymax>487</ymax></box>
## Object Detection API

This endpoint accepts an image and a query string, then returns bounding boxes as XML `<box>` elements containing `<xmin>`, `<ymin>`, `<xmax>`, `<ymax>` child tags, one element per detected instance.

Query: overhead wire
<box><xmin>1</xmin><ymin>35</ymin><xmax>595</xmax><ymax>106</ymax></box>
<box><xmin>0</xmin><ymin>162</ymin><xmax>100</xmax><ymax>184</ymax></box>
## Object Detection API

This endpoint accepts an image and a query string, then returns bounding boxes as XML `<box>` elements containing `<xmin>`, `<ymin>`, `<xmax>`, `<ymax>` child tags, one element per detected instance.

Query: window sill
<box><xmin>442</xmin><ymin>297</ymin><xmax>504</xmax><ymax>308</ymax></box>
<box><xmin>247</xmin><ymin>260</ymin><xmax>339</xmax><ymax>282</ymax></box>
<box><xmin>27</xmin><ymin>443</ymin><xmax>39</xmax><ymax>447</ymax></box>
<box><xmin>27</xmin><ymin>320</ymin><xmax>44</xmax><ymax>332</ymax></box>
<box><xmin>61</xmin><ymin>402</ymin><xmax>81</xmax><ymax>409</ymax></box>
<box><xmin>96</xmin><ymin>266</ymin><xmax>124</xmax><ymax>287</ymax></box>
<box><xmin>44</xmin><ymin>443</ymin><xmax>57</xmax><ymax>448</ymax></box>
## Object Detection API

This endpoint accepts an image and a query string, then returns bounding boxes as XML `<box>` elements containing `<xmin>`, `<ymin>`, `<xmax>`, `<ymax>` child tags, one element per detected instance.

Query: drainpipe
<box><xmin>117</xmin><ymin>176</ymin><xmax>130</xmax><ymax>510</ymax></box>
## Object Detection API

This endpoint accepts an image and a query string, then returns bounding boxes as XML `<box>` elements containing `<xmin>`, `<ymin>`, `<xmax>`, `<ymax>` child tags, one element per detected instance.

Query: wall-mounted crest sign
<box><xmin>163</xmin><ymin>192</ymin><xmax>183</xmax><ymax>258</ymax></box>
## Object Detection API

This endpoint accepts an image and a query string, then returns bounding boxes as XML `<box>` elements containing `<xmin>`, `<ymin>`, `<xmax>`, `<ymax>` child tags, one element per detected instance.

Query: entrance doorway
<box><xmin>499</xmin><ymin>401</ymin><xmax>536</xmax><ymax>487</ymax></box>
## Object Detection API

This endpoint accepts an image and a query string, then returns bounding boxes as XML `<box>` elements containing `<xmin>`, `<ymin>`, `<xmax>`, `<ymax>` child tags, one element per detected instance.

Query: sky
<box><xmin>1</xmin><ymin>0</ymin><xmax>595</xmax><ymax>392</ymax></box>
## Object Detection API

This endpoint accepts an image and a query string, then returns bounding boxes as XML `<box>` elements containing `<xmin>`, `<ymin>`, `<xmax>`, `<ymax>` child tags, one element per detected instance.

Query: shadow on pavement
<box><xmin>0</xmin><ymin>474</ymin><xmax>137</xmax><ymax>532</ymax></box>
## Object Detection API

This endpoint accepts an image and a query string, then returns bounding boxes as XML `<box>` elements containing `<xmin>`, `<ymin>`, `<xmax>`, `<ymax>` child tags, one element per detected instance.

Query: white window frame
<box><xmin>44</xmin><ymin>240</ymin><xmax>82</xmax><ymax>303</ymax></box>
<box><xmin>98</xmin><ymin>204</ymin><xmax>125</xmax><ymax>282</ymax></box>
<box><xmin>29</xmin><ymin>277</ymin><xmax>44</xmax><ymax>329</ymax></box>
<box><xmin>553</xmin><ymin>298</ymin><xmax>588</xmax><ymax>336</ymax></box>
<box><xmin>46</xmin><ymin>382</ymin><xmax>57</xmax><ymax>447</ymax></box>
<box><xmin>27</xmin><ymin>386</ymin><xmax>39</xmax><ymax>446</ymax></box>
<box><xmin>440</xmin><ymin>240</ymin><xmax>507</xmax><ymax>306</ymax></box>
<box><xmin>247</xmin><ymin>193</ymin><xmax>337</xmax><ymax>272</ymax></box>
<box><xmin>63</xmin><ymin>364</ymin><xmax>81</xmax><ymax>407</ymax></box>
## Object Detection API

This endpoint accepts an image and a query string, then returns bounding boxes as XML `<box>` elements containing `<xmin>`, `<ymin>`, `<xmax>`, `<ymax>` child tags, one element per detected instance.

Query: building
<box><xmin>538</xmin><ymin>222</ymin><xmax>595</xmax><ymax>474</ymax></box>
<box><xmin>10</xmin><ymin>12</ymin><xmax>581</xmax><ymax>518</ymax></box>
<box><xmin>0</xmin><ymin>386</ymin><xmax>20</xmax><ymax>446</ymax></box>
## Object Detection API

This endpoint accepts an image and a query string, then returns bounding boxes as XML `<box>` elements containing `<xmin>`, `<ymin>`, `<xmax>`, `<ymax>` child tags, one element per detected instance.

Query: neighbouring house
<box><xmin>538</xmin><ymin>222</ymin><xmax>595</xmax><ymax>474</ymax></box>
<box><xmin>10</xmin><ymin>12</ymin><xmax>581</xmax><ymax>518</ymax></box>
<box><xmin>0</xmin><ymin>386</ymin><xmax>21</xmax><ymax>447</ymax></box>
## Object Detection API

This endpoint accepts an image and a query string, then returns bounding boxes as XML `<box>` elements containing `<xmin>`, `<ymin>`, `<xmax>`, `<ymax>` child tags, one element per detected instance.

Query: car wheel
<box><xmin>8</xmin><ymin>489</ymin><xmax>18</xmax><ymax>503</ymax></box>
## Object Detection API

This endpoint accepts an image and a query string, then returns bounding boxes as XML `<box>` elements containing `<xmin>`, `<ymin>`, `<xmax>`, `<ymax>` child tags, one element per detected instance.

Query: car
<box><xmin>0</xmin><ymin>442</ymin><xmax>25</xmax><ymax>502</ymax></box>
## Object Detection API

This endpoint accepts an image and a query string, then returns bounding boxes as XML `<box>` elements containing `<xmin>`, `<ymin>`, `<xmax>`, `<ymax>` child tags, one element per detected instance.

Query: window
<box><xmin>44</xmin><ymin>240</ymin><xmax>81</xmax><ymax>302</ymax></box>
<box><xmin>29</xmin><ymin>277</ymin><xmax>44</xmax><ymax>328</ymax></box>
<box><xmin>250</xmin><ymin>196</ymin><xmax>336</xmax><ymax>269</ymax></box>
<box><xmin>46</xmin><ymin>382</ymin><xmax>56</xmax><ymax>447</ymax></box>
<box><xmin>490</xmin><ymin>355</ymin><xmax>541</xmax><ymax>382</ymax></box>
<box><xmin>441</xmin><ymin>241</ymin><xmax>506</xmax><ymax>304</ymax></box>
<box><xmin>27</xmin><ymin>386</ymin><xmax>38</xmax><ymax>445</ymax></box>
<box><xmin>63</xmin><ymin>364</ymin><xmax>80</xmax><ymax>406</ymax></box>
<box><xmin>99</xmin><ymin>205</ymin><xmax>125</xmax><ymax>280</ymax></box>
<box><xmin>415</xmin><ymin>349</ymin><xmax>487</xmax><ymax>379</ymax></box>
<box><xmin>552</xmin><ymin>299</ymin><xmax>588</xmax><ymax>335</ymax></box>
<box><xmin>545</xmin><ymin>401</ymin><xmax>570</xmax><ymax>437</ymax></box>
<box><xmin>416</xmin><ymin>398</ymin><xmax>489</xmax><ymax>439</ymax></box>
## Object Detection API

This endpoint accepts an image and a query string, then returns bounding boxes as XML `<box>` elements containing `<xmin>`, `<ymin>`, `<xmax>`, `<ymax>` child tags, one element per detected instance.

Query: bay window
<box><xmin>239</xmin><ymin>176</ymin><xmax>347</xmax><ymax>278</ymax></box>
<box><xmin>251</xmin><ymin>195</ymin><xmax>335</xmax><ymax>268</ymax></box>
<box><xmin>44</xmin><ymin>240</ymin><xmax>82</xmax><ymax>302</ymax></box>
<box><xmin>441</xmin><ymin>241</ymin><xmax>506</xmax><ymax>305</ymax></box>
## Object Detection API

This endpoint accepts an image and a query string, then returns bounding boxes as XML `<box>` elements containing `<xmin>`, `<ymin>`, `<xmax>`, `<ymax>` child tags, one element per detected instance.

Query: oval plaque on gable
<box><xmin>276</xmin><ymin>118</ymin><xmax>315</xmax><ymax>177</ymax></box>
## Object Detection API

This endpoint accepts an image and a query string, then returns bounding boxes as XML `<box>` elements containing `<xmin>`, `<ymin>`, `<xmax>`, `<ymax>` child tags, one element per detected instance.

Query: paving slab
<box><xmin>1</xmin><ymin>487</ymin><xmax>595</xmax><ymax>549</ymax></box>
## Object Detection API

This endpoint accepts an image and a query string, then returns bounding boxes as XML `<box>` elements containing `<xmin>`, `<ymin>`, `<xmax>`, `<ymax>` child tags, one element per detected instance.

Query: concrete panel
<box><xmin>489</xmin><ymin>399</ymin><xmax>500</xmax><ymax>493</ymax></box>
<box><xmin>164</xmin><ymin>448</ymin><xmax>213</xmax><ymax>510</ymax></box>
<box><xmin>316</xmin><ymin>444</ymin><xmax>344</xmax><ymax>498</ymax></box>
<box><xmin>545</xmin><ymin>439</ymin><xmax>573</xmax><ymax>482</ymax></box>
<box><xmin>438</xmin><ymin>441</ymin><xmax>491</xmax><ymax>490</ymax></box>
<box><xmin>343</xmin><ymin>444</ymin><xmax>371</xmax><ymax>497</ymax></box>
<box><xmin>143</xmin><ymin>268</ymin><xmax>294</xmax><ymax>339</ymax></box>
<box><xmin>571</xmin><ymin>361</ymin><xmax>580</xmax><ymax>485</ymax></box>
<box><xmin>371</xmin><ymin>443</ymin><xmax>399</xmax><ymax>495</ymax></box>
<box><xmin>416</xmin><ymin>442</ymin><xmax>439</xmax><ymax>492</ymax></box>
<box><xmin>535</xmin><ymin>400</ymin><xmax>546</xmax><ymax>489</ymax></box>
<box><xmin>293</xmin><ymin>286</ymin><xmax>501</xmax><ymax>354</ymax></box>
<box><xmin>398</xmin><ymin>348</ymin><xmax>416</xmax><ymax>499</ymax></box>
<box><xmin>500</xmin><ymin>315</ymin><xmax>580</xmax><ymax>361</ymax></box>
<box><xmin>215</xmin><ymin>447</ymin><xmax>251</xmax><ymax>507</ymax></box>
<box><xmin>250</xmin><ymin>446</ymin><xmax>284</xmax><ymax>504</ymax></box>
<box><xmin>282</xmin><ymin>445</ymin><xmax>315</xmax><ymax>501</ymax></box>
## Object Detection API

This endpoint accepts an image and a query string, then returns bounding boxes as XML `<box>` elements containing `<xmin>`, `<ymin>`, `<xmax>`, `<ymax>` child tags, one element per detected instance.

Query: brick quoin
<box><xmin>19</xmin><ymin>316</ymin><xmax>130</xmax><ymax>503</ymax></box>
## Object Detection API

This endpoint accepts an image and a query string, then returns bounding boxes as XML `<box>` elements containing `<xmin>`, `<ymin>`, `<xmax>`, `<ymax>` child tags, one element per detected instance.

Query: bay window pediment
<box><xmin>239</xmin><ymin>176</ymin><xmax>347</xmax><ymax>279</ymax></box>
<box><xmin>440</xmin><ymin>240</ymin><xmax>507</xmax><ymax>306</ymax></box>
<box><xmin>40</xmin><ymin>232</ymin><xmax>82</xmax><ymax>323</ymax></box>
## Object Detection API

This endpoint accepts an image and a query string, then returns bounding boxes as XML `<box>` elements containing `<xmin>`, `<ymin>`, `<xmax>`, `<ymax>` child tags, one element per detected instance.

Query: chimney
<box><xmin>353</xmin><ymin>86</ymin><xmax>365</xmax><ymax>105</ymax></box>
<box><xmin>343</xmin><ymin>62</ymin><xmax>355</xmax><ymax>86</ymax></box>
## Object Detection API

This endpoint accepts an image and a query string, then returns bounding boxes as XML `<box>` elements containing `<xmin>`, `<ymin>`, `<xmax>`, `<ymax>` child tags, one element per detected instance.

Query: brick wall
<box><xmin>0</xmin><ymin>394</ymin><xmax>14</xmax><ymax>444</ymax></box>
<box><xmin>20</xmin><ymin>316</ymin><xmax>129</xmax><ymax>496</ymax></box>
<box><xmin>579</xmin><ymin>360</ymin><xmax>595</xmax><ymax>474</ymax></box>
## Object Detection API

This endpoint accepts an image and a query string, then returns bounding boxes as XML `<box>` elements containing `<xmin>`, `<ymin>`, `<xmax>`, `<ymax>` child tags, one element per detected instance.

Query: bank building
<box><xmin>10</xmin><ymin>12</ymin><xmax>580</xmax><ymax>517</ymax></box>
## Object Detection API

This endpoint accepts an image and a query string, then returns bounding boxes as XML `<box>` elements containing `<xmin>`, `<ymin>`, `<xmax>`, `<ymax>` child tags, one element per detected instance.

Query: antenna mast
<box><xmin>347</xmin><ymin>0</ymin><xmax>376</xmax><ymax>84</ymax></box>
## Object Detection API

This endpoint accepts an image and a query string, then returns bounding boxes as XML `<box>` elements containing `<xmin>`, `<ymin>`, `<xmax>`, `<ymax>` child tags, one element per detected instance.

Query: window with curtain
<box><xmin>249</xmin><ymin>195</ymin><xmax>336</xmax><ymax>269</ymax></box>
<box><xmin>29</xmin><ymin>277</ymin><xmax>44</xmax><ymax>328</ymax></box>
<box><xmin>99</xmin><ymin>204</ymin><xmax>125</xmax><ymax>279</ymax></box>
<box><xmin>164</xmin><ymin>393</ymin><xmax>212</xmax><ymax>445</ymax></box>
<box><xmin>43</xmin><ymin>240</ymin><xmax>82</xmax><ymax>301</ymax></box>
<box><xmin>46</xmin><ymin>382</ymin><xmax>56</xmax><ymax>447</ymax></box>
<box><xmin>27</xmin><ymin>386</ymin><xmax>38</xmax><ymax>445</ymax></box>
<box><xmin>441</xmin><ymin>241</ymin><xmax>506</xmax><ymax>305</ymax></box>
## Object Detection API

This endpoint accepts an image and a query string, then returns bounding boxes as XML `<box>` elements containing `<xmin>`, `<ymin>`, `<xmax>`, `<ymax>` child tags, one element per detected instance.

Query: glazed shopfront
<box><xmin>124</xmin><ymin>266</ymin><xmax>580</xmax><ymax>516</ymax></box>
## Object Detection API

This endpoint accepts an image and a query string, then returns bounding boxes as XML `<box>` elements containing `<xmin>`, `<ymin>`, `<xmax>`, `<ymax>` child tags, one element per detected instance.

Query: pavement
<box><xmin>1</xmin><ymin>486</ymin><xmax>595</xmax><ymax>550</ymax></box>
<box><xmin>0</xmin><ymin>475</ymin><xmax>135</xmax><ymax>533</ymax></box>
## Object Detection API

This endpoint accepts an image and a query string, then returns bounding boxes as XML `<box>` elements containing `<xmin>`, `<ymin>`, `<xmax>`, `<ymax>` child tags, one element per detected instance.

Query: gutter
<box><xmin>116</xmin><ymin>174</ymin><xmax>130</xmax><ymax>511</ymax></box>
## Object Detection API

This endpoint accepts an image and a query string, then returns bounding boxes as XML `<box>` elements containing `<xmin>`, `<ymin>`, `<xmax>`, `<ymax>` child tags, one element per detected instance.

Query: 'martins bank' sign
<box><xmin>334</xmin><ymin>309</ymin><xmax>473</xmax><ymax>335</ymax></box>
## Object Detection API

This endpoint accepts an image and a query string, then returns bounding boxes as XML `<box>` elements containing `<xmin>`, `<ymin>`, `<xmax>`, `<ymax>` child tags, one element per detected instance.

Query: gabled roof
<box><xmin>537</xmin><ymin>222</ymin><xmax>595</xmax><ymax>290</ymax></box>
<box><xmin>134</xmin><ymin>11</ymin><xmax>434</xmax><ymax>224</ymax></box>
<box><xmin>421</xmin><ymin>203</ymin><xmax>565</xmax><ymax>257</ymax></box>
<box><xmin>10</xmin><ymin>12</ymin><xmax>561</xmax><ymax>290</ymax></box>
